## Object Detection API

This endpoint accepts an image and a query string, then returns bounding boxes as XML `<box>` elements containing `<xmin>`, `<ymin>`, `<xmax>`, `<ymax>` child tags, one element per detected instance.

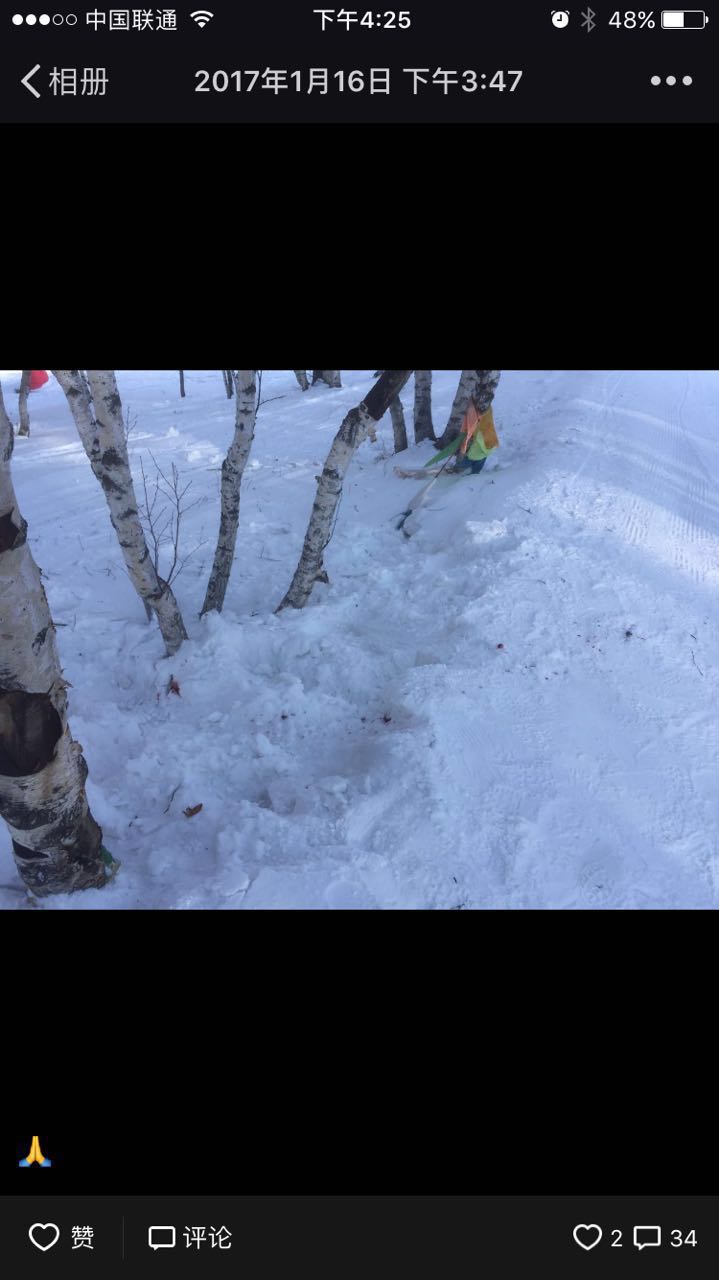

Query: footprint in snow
<box><xmin>578</xmin><ymin>857</ymin><xmax>621</xmax><ymax>905</ymax></box>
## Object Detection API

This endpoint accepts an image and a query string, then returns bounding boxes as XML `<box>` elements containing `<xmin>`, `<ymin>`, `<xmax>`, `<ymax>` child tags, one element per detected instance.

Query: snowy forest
<box><xmin>1</xmin><ymin>369</ymin><xmax>717</xmax><ymax>910</ymax></box>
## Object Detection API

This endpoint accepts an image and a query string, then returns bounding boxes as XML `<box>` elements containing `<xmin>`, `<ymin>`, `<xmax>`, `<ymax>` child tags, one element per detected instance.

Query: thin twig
<box><xmin>691</xmin><ymin>650</ymin><xmax>705</xmax><ymax>677</ymax></box>
<box><xmin>164</xmin><ymin>783</ymin><xmax>181</xmax><ymax>815</ymax></box>
<box><xmin>138</xmin><ymin>452</ymin><xmax>202</xmax><ymax>587</ymax></box>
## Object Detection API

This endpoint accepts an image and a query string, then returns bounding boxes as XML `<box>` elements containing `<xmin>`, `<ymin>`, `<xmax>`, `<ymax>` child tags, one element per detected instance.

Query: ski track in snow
<box><xmin>1</xmin><ymin>369</ymin><xmax>718</xmax><ymax>909</ymax></box>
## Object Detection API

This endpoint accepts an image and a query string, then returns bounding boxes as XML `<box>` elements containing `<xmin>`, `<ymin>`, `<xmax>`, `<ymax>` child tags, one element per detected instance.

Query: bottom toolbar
<box><xmin>1</xmin><ymin>1197</ymin><xmax>717</xmax><ymax>1275</ymax></box>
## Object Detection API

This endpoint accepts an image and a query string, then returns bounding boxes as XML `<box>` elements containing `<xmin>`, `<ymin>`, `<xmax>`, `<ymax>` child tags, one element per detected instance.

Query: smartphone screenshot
<box><xmin>1</xmin><ymin>4</ymin><xmax>715</xmax><ymax>121</ymax></box>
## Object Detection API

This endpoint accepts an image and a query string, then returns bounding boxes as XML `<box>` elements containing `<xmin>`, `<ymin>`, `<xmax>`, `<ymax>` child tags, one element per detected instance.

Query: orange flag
<box><xmin>460</xmin><ymin>399</ymin><xmax>499</xmax><ymax>453</ymax></box>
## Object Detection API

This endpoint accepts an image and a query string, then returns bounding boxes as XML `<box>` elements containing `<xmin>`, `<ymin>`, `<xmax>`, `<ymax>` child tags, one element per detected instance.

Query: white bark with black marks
<box><xmin>54</xmin><ymin>369</ymin><xmax>188</xmax><ymax>656</ymax></box>
<box><xmin>293</xmin><ymin>370</ymin><xmax>310</xmax><ymax>392</ymax></box>
<box><xmin>439</xmin><ymin>370</ymin><xmax>501</xmax><ymax>448</ymax></box>
<box><xmin>278</xmin><ymin>370</ymin><xmax>412</xmax><ymax>612</ymax></box>
<box><xmin>0</xmin><ymin>383</ymin><xmax>107</xmax><ymax>896</ymax></box>
<box><xmin>312</xmin><ymin>371</ymin><xmax>342</xmax><ymax>388</ymax></box>
<box><xmin>474</xmin><ymin>370</ymin><xmax>501</xmax><ymax>411</ymax></box>
<box><xmin>413</xmin><ymin>370</ymin><xmax>434</xmax><ymax>444</ymax></box>
<box><xmin>439</xmin><ymin>371</ymin><xmax>478</xmax><ymax>447</ymax></box>
<box><xmin>17</xmin><ymin>370</ymin><xmax>31</xmax><ymax>437</ymax></box>
<box><xmin>201</xmin><ymin>370</ymin><xmax>258</xmax><ymax>617</ymax></box>
<box><xmin>390</xmin><ymin>394</ymin><xmax>408</xmax><ymax>453</ymax></box>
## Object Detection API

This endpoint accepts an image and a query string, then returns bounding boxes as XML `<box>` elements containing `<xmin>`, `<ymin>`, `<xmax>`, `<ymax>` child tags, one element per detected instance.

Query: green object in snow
<box><xmin>425</xmin><ymin>406</ymin><xmax>500</xmax><ymax>467</ymax></box>
<box><xmin>424</xmin><ymin>437</ymin><xmax>463</xmax><ymax>467</ymax></box>
<box><xmin>100</xmin><ymin>845</ymin><xmax>121</xmax><ymax>876</ymax></box>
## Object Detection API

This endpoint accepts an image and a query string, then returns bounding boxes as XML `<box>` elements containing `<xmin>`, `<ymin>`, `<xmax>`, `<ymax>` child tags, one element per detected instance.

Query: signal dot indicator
<box><xmin>25</xmin><ymin>13</ymin><xmax>37</xmax><ymax>23</ymax></box>
<box><xmin>651</xmin><ymin>72</ymin><xmax>693</xmax><ymax>84</ymax></box>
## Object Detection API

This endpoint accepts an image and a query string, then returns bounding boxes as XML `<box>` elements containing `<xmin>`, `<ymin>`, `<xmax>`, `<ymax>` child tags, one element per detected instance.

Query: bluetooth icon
<box><xmin>581</xmin><ymin>6</ymin><xmax>596</xmax><ymax>30</ymax></box>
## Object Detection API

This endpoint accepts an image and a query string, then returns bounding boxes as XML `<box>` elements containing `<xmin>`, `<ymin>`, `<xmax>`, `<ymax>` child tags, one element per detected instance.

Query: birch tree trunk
<box><xmin>390</xmin><ymin>394</ymin><xmax>408</xmax><ymax>453</ymax></box>
<box><xmin>179</xmin><ymin>370</ymin><xmax>186</xmax><ymax>398</ymax></box>
<box><xmin>53</xmin><ymin>369</ymin><xmax>188</xmax><ymax>656</ymax></box>
<box><xmin>201</xmin><ymin>370</ymin><xmax>258</xmax><ymax>617</ymax></box>
<box><xmin>413</xmin><ymin>370</ymin><xmax>434</xmax><ymax>444</ymax></box>
<box><xmin>17</xmin><ymin>370</ymin><xmax>31</xmax><ymax>437</ymax></box>
<box><xmin>0</xmin><ymin>383</ymin><xmax>107</xmax><ymax>897</ymax></box>
<box><xmin>278</xmin><ymin>370</ymin><xmax>412</xmax><ymax>612</ymax></box>
<box><xmin>438</xmin><ymin>370</ymin><xmax>502</xmax><ymax>448</ymax></box>
<box><xmin>294</xmin><ymin>370</ymin><xmax>310</xmax><ymax>392</ymax></box>
<box><xmin>222</xmin><ymin>370</ymin><xmax>235</xmax><ymax>399</ymax></box>
<box><xmin>439</xmin><ymin>371</ymin><xmax>479</xmax><ymax>448</ymax></box>
<box><xmin>312</xmin><ymin>371</ymin><xmax>342</xmax><ymax>388</ymax></box>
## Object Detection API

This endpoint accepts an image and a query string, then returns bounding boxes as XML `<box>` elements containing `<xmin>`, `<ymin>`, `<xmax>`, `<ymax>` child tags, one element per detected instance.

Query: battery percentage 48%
<box><xmin>609</xmin><ymin>9</ymin><xmax>656</xmax><ymax>24</ymax></box>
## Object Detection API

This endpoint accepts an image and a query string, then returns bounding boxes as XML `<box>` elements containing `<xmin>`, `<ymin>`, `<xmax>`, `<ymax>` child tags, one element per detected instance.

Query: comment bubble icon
<box><xmin>633</xmin><ymin>1226</ymin><xmax>661</xmax><ymax>1251</ymax></box>
<box><xmin>149</xmin><ymin>1226</ymin><xmax>176</xmax><ymax>1250</ymax></box>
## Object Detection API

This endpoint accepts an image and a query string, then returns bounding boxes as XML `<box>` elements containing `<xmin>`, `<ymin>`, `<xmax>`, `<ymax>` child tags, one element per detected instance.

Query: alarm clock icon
<box><xmin>551</xmin><ymin>9</ymin><xmax>570</xmax><ymax>25</ymax></box>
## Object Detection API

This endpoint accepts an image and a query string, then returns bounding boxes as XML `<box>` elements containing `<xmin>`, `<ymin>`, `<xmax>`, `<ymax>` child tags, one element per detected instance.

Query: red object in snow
<box><xmin>28</xmin><ymin>370</ymin><xmax>49</xmax><ymax>391</ymax></box>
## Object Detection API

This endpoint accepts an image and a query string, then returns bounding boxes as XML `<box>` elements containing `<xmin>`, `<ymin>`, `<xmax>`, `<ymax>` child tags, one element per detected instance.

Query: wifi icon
<box><xmin>191</xmin><ymin>9</ymin><xmax>214</xmax><ymax>26</ymax></box>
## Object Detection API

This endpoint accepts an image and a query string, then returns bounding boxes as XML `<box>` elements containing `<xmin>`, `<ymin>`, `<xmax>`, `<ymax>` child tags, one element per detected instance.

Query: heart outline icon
<box><xmin>573</xmin><ymin>1223</ymin><xmax>602</xmax><ymax>1252</ymax></box>
<box><xmin>29</xmin><ymin>1223</ymin><xmax>60</xmax><ymax>1252</ymax></box>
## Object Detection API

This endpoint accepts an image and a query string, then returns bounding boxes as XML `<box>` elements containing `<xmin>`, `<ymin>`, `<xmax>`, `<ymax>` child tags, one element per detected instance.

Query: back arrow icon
<box><xmin>22</xmin><ymin>64</ymin><xmax>41</xmax><ymax>98</ymax></box>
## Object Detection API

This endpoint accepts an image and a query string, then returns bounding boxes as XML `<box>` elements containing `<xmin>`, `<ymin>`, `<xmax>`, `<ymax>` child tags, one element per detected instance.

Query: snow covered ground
<box><xmin>1</xmin><ymin>369</ymin><xmax>718</xmax><ymax>909</ymax></box>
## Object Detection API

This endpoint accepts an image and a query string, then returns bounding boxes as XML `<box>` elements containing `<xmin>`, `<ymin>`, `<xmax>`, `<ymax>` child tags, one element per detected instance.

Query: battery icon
<box><xmin>661</xmin><ymin>10</ymin><xmax>709</xmax><ymax>26</ymax></box>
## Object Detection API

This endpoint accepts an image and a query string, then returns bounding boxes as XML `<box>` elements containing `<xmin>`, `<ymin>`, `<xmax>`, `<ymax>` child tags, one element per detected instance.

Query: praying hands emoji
<box><xmin>19</xmin><ymin>1136</ymin><xmax>52</xmax><ymax>1167</ymax></box>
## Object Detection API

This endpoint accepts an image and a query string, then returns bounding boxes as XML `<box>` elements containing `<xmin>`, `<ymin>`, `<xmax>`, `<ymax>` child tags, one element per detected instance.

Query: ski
<box><xmin>395</xmin><ymin>469</ymin><xmax>468</xmax><ymax>536</ymax></box>
<box><xmin>394</xmin><ymin>465</ymin><xmax>450</xmax><ymax>479</ymax></box>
